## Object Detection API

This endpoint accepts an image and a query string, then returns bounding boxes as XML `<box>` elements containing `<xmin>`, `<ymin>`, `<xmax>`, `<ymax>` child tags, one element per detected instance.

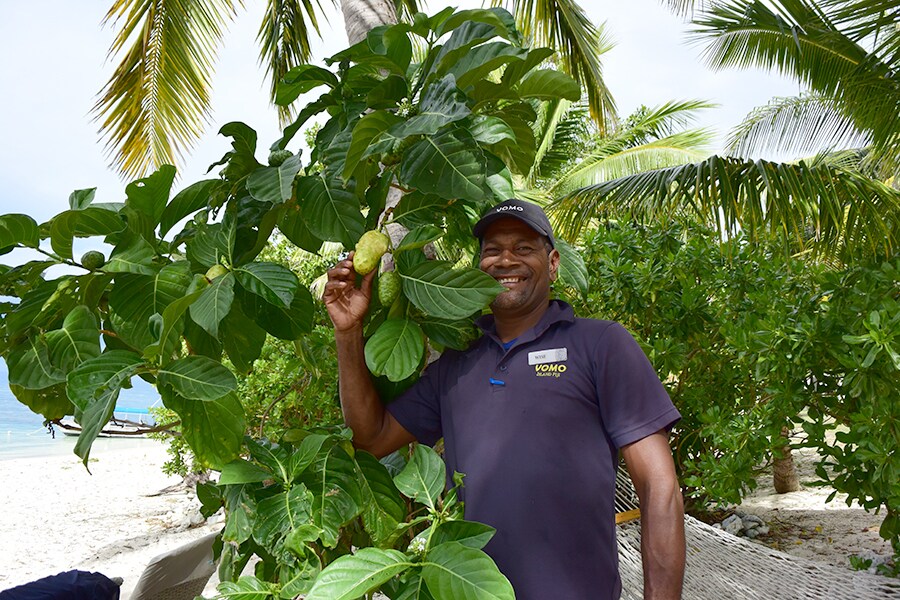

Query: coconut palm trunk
<box><xmin>341</xmin><ymin>0</ymin><xmax>398</xmax><ymax>44</ymax></box>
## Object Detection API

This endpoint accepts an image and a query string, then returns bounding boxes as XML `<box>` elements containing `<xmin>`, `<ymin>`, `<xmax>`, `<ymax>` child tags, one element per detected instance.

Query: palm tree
<box><xmin>94</xmin><ymin>0</ymin><xmax>613</xmax><ymax>179</ymax></box>
<box><xmin>550</xmin><ymin>0</ymin><xmax>900</xmax><ymax>260</ymax></box>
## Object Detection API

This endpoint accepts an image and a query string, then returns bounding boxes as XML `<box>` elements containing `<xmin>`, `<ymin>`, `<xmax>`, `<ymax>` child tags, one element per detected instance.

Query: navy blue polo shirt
<box><xmin>387</xmin><ymin>300</ymin><xmax>680</xmax><ymax>600</ymax></box>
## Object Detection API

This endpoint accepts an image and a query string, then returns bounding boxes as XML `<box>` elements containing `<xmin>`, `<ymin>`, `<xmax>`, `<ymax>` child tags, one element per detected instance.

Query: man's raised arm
<box><xmin>324</xmin><ymin>254</ymin><xmax>415</xmax><ymax>457</ymax></box>
<box><xmin>621</xmin><ymin>431</ymin><xmax>686</xmax><ymax>600</ymax></box>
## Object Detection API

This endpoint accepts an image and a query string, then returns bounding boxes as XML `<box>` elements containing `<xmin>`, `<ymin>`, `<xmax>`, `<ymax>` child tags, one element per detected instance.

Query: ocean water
<box><xmin>0</xmin><ymin>359</ymin><xmax>162</xmax><ymax>461</ymax></box>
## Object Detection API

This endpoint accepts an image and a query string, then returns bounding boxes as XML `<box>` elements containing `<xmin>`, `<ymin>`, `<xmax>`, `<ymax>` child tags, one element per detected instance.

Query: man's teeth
<box><xmin>498</xmin><ymin>277</ymin><xmax>522</xmax><ymax>284</ymax></box>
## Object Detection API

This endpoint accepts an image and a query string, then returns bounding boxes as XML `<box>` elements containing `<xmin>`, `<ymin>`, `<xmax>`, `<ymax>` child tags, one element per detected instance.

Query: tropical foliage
<box><xmin>551</xmin><ymin>0</ymin><xmax>900</xmax><ymax>261</ymax></box>
<box><xmin>0</xmin><ymin>9</ymin><xmax>586</xmax><ymax>595</ymax></box>
<box><xmin>93</xmin><ymin>0</ymin><xmax>612</xmax><ymax>179</ymax></box>
<box><xmin>563</xmin><ymin>218</ymin><xmax>900</xmax><ymax>559</ymax></box>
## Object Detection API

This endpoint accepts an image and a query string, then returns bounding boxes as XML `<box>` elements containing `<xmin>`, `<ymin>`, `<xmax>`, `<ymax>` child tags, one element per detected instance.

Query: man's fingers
<box><xmin>361</xmin><ymin>269</ymin><xmax>376</xmax><ymax>296</ymax></box>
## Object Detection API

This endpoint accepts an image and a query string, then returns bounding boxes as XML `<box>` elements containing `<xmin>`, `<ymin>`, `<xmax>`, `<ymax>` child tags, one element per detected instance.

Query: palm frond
<box><xmin>493</xmin><ymin>0</ymin><xmax>617</xmax><ymax>134</ymax></box>
<box><xmin>617</xmin><ymin>99</ymin><xmax>717</xmax><ymax>144</ymax></box>
<box><xmin>529</xmin><ymin>99</ymin><xmax>582</xmax><ymax>184</ymax></box>
<box><xmin>692</xmin><ymin>0</ymin><xmax>900</xmax><ymax>151</ymax></box>
<box><xmin>549</xmin><ymin>130</ymin><xmax>714</xmax><ymax>196</ymax></box>
<box><xmin>726</xmin><ymin>93</ymin><xmax>871</xmax><ymax>157</ymax></box>
<box><xmin>395</xmin><ymin>0</ymin><xmax>425</xmax><ymax>22</ymax></box>
<box><xmin>549</xmin><ymin>155</ymin><xmax>900</xmax><ymax>260</ymax></box>
<box><xmin>94</xmin><ymin>0</ymin><xmax>240</xmax><ymax>179</ymax></box>
<box><xmin>258</xmin><ymin>0</ymin><xmax>335</xmax><ymax>125</ymax></box>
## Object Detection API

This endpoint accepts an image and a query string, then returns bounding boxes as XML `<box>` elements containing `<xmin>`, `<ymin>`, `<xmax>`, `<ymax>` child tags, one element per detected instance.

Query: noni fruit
<box><xmin>378</xmin><ymin>270</ymin><xmax>401</xmax><ymax>306</ymax></box>
<box><xmin>353</xmin><ymin>230</ymin><xmax>390</xmax><ymax>275</ymax></box>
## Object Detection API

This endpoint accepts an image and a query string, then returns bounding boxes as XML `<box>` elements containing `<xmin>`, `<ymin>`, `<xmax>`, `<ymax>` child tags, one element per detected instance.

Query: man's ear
<box><xmin>548</xmin><ymin>249</ymin><xmax>561</xmax><ymax>282</ymax></box>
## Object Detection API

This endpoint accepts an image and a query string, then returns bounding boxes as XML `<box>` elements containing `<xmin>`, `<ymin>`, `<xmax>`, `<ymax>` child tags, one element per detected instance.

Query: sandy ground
<box><xmin>0</xmin><ymin>440</ymin><xmax>221</xmax><ymax>599</ymax></box>
<box><xmin>0</xmin><ymin>440</ymin><xmax>895</xmax><ymax>598</ymax></box>
<box><xmin>736</xmin><ymin>446</ymin><xmax>894</xmax><ymax>571</ymax></box>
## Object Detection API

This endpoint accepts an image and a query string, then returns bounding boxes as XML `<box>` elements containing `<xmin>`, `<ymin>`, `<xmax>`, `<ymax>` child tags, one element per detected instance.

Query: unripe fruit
<box><xmin>268</xmin><ymin>149</ymin><xmax>293</xmax><ymax>167</ymax></box>
<box><xmin>378</xmin><ymin>271</ymin><xmax>401</xmax><ymax>306</ymax></box>
<box><xmin>353</xmin><ymin>230</ymin><xmax>390</xmax><ymax>275</ymax></box>
<box><xmin>80</xmin><ymin>250</ymin><xmax>106</xmax><ymax>270</ymax></box>
<box><xmin>205</xmin><ymin>264</ymin><xmax>229</xmax><ymax>281</ymax></box>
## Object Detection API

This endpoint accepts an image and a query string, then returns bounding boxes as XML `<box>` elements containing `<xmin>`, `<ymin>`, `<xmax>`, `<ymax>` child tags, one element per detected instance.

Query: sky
<box><xmin>0</xmin><ymin>0</ymin><xmax>799</xmax><ymax>243</ymax></box>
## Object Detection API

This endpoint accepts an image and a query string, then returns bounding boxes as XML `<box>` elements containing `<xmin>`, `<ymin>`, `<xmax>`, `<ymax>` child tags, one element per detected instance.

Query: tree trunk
<box><xmin>773</xmin><ymin>426</ymin><xmax>800</xmax><ymax>493</ymax></box>
<box><xmin>341</xmin><ymin>0</ymin><xmax>398</xmax><ymax>45</ymax></box>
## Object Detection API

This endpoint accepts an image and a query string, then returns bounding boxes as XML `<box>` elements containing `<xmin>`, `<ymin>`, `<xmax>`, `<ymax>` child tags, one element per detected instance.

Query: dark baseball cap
<box><xmin>473</xmin><ymin>199</ymin><xmax>556</xmax><ymax>248</ymax></box>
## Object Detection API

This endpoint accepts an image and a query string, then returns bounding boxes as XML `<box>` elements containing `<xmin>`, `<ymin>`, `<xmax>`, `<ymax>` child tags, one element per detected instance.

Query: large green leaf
<box><xmin>365</xmin><ymin>319</ymin><xmax>425</xmax><ymax>382</ymax></box>
<box><xmin>0</xmin><ymin>214</ymin><xmax>39</xmax><ymax>250</ymax></box>
<box><xmin>275</xmin><ymin>65</ymin><xmax>339</xmax><ymax>106</ymax></box>
<box><xmin>125</xmin><ymin>165</ymin><xmax>176</xmax><ymax>226</ymax></box>
<box><xmin>108</xmin><ymin>261</ymin><xmax>193</xmax><ymax>350</ymax></box>
<box><xmin>218</xmin><ymin>458</ymin><xmax>273</xmax><ymax>485</ymax></box>
<box><xmin>216</xmin><ymin>576</ymin><xmax>276</xmax><ymax>599</ymax></box>
<box><xmin>103</xmin><ymin>234</ymin><xmax>157</xmax><ymax>275</ymax></box>
<box><xmin>67</xmin><ymin>350</ymin><xmax>145</xmax><ymax>465</ymax></box>
<box><xmin>515</xmin><ymin>69</ymin><xmax>581</xmax><ymax>101</ymax></box>
<box><xmin>393</xmin><ymin>444</ymin><xmax>446</xmax><ymax>512</ymax></box>
<box><xmin>5</xmin><ymin>281</ymin><xmax>59</xmax><ymax>337</ymax></box>
<box><xmin>468</xmin><ymin>116</ymin><xmax>516</xmax><ymax>145</ymax></box>
<box><xmin>421</xmin><ymin>542</ymin><xmax>514</xmax><ymax>600</ymax></box>
<box><xmin>253</xmin><ymin>483</ymin><xmax>314</xmax><ymax>549</ymax></box>
<box><xmin>157</xmin><ymin>355</ymin><xmax>236</xmax><ymax>400</ymax></box>
<box><xmin>161</xmin><ymin>387</ymin><xmax>245</xmax><ymax>469</ymax></box>
<box><xmin>430</xmin><ymin>521</ymin><xmax>495</xmax><ymax>550</ymax></box>
<box><xmin>343</xmin><ymin>111</ymin><xmax>403</xmax><ymax>181</ymax></box>
<box><xmin>234</xmin><ymin>262</ymin><xmax>298</xmax><ymax>309</ymax></box>
<box><xmin>295</xmin><ymin>175</ymin><xmax>365</xmax><ymax>248</ymax></box>
<box><xmin>485</xmin><ymin>153</ymin><xmax>515</xmax><ymax>202</ymax></box>
<box><xmin>355</xmin><ymin>451</ymin><xmax>407</xmax><ymax>547</ymax></box>
<box><xmin>391</xmin><ymin>193</ymin><xmax>450</xmax><ymax>229</ymax></box>
<box><xmin>418</xmin><ymin>316</ymin><xmax>478</xmax><ymax>351</ymax></box>
<box><xmin>45</xmin><ymin>306</ymin><xmax>101</xmax><ymax>372</ymax></box>
<box><xmin>68</xmin><ymin>188</ymin><xmax>96</xmax><ymax>210</ymax></box>
<box><xmin>399</xmin><ymin>261</ymin><xmax>504</xmax><ymax>320</ymax></box>
<box><xmin>189</xmin><ymin>272</ymin><xmax>236</xmax><ymax>338</ymax></box>
<box><xmin>399</xmin><ymin>129</ymin><xmax>487</xmax><ymax>202</ymax></box>
<box><xmin>239</xmin><ymin>285</ymin><xmax>314</xmax><ymax>341</ymax></box>
<box><xmin>299</xmin><ymin>442</ymin><xmax>364</xmax><ymax>548</ymax></box>
<box><xmin>395</xmin><ymin>225</ymin><xmax>444</xmax><ymax>253</ymax></box>
<box><xmin>186</xmin><ymin>219</ymin><xmax>236</xmax><ymax>269</ymax></box>
<box><xmin>555</xmin><ymin>240</ymin><xmax>589</xmax><ymax>297</ymax></box>
<box><xmin>305</xmin><ymin>548</ymin><xmax>411</xmax><ymax>600</ymax></box>
<box><xmin>278</xmin><ymin>207</ymin><xmax>324</xmax><ymax>254</ymax></box>
<box><xmin>48</xmin><ymin>207</ymin><xmax>125</xmax><ymax>260</ymax></box>
<box><xmin>9</xmin><ymin>383</ymin><xmax>71</xmax><ymax>421</ymax></box>
<box><xmin>492</xmin><ymin>114</ymin><xmax>536</xmax><ymax>175</ymax></box>
<box><xmin>447</xmin><ymin>43</ymin><xmax>529</xmax><ymax>90</ymax></box>
<box><xmin>159</xmin><ymin>179</ymin><xmax>218</xmax><ymax>237</ymax></box>
<box><xmin>142</xmin><ymin>288</ymin><xmax>204</xmax><ymax>362</ymax></box>
<box><xmin>220</xmin><ymin>303</ymin><xmax>267</xmax><ymax>375</ymax></box>
<box><xmin>6</xmin><ymin>337</ymin><xmax>67</xmax><ymax>389</ymax></box>
<box><xmin>383</xmin><ymin>75</ymin><xmax>470</xmax><ymax>141</ymax></box>
<box><xmin>247</xmin><ymin>155</ymin><xmax>303</xmax><ymax>204</ymax></box>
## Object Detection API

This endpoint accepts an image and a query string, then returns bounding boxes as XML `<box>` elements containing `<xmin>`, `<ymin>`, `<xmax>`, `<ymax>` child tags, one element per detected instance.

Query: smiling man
<box><xmin>324</xmin><ymin>199</ymin><xmax>685</xmax><ymax>600</ymax></box>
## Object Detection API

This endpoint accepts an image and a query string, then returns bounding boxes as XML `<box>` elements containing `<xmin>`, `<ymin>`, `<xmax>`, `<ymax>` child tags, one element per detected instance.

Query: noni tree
<box><xmin>0</xmin><ymin>8</ymin><xmax>587</xmax><ymax>597</ymax></box>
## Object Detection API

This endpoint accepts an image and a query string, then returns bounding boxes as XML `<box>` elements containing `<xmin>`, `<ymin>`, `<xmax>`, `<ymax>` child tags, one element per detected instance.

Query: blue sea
<box><xmin>0</xmin><ymin>359</ymin><xmax>162</xmax><ymax>461</ymax></box>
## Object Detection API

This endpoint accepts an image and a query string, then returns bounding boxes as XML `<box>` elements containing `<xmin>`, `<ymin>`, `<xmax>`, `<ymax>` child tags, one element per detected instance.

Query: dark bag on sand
<box><xmin>0</xmin><ymin>570</ymin><xmax>120</xmax><ymax>600</ymax></box>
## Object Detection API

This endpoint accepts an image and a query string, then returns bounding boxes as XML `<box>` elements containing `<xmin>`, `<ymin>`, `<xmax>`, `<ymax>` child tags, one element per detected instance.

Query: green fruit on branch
<box><xmin>80</xmin><ymin>250</ymin><xmax>106</xmax><ymax>270</ymax></box>
<box><xmin>268</xmin><ymin>149</ymin><xmax>293</xmax><ymax>167</ymax></box>
<box><xmin>378</xmin><ymin>270</ymin><xmax>401</xmax><ymax>306</ymax></box>
<box><xmin>205</xmin><ymin>264</ymin><xmax>229</xmax><ymax>281</ymax></box>
<box><xmin>353</xmin><ymin>230</ymin><xmax>390</xmax><ymax>275</ymax></box>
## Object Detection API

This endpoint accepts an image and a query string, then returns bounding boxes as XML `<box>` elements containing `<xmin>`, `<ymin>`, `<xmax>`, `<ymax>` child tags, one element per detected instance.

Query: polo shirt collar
<box><xmin>476</xmin><ymin>299</ymin><xmax>575</xmax><ymax>350</ymax></box>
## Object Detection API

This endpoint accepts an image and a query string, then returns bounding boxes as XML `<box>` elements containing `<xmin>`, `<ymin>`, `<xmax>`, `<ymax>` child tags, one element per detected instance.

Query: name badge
<box><xmin>528</xmin><ymin>348</ymin><xmax>568</xmax><ymax>365</ymax></box>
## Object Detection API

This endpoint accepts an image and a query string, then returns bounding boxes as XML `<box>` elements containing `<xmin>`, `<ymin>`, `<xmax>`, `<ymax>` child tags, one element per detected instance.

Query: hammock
<box><xmin>613</xmin><ymin>469</ymin><xmax>900</xmax><ymax>599</ymax></box>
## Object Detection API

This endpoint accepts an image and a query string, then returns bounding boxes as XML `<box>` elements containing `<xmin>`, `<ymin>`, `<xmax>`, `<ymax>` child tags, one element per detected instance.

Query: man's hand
<box><xmin>324</xmin><ymin>252</ymin><xmax>376</xmax><ymax>333</ymax></box>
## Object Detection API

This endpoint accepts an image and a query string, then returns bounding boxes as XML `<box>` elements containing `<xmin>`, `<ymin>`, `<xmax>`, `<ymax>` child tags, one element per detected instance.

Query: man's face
<box><xmin>479</xmin><ymin>218</ymin><xmax>560</xmax><ymax>316</ymax></box>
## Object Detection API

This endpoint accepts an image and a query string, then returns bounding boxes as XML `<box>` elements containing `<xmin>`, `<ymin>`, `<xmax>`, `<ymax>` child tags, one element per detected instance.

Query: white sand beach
<box><xmin>0</xmin><ymin>440</ymin><xmax>220</xmax><ymax>599</ymax></box>
<box><xmin>0</xmin><ymin>438</ymin><xmax>894</xmax><ymax>599</ymax></box>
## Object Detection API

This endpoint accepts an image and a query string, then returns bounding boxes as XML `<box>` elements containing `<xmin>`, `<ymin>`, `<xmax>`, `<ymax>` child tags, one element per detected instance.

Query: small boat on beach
<box><xmin>58</xmin><ymin>407</ymin><xmax>156</xmax><ymax>438</ymax></box>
